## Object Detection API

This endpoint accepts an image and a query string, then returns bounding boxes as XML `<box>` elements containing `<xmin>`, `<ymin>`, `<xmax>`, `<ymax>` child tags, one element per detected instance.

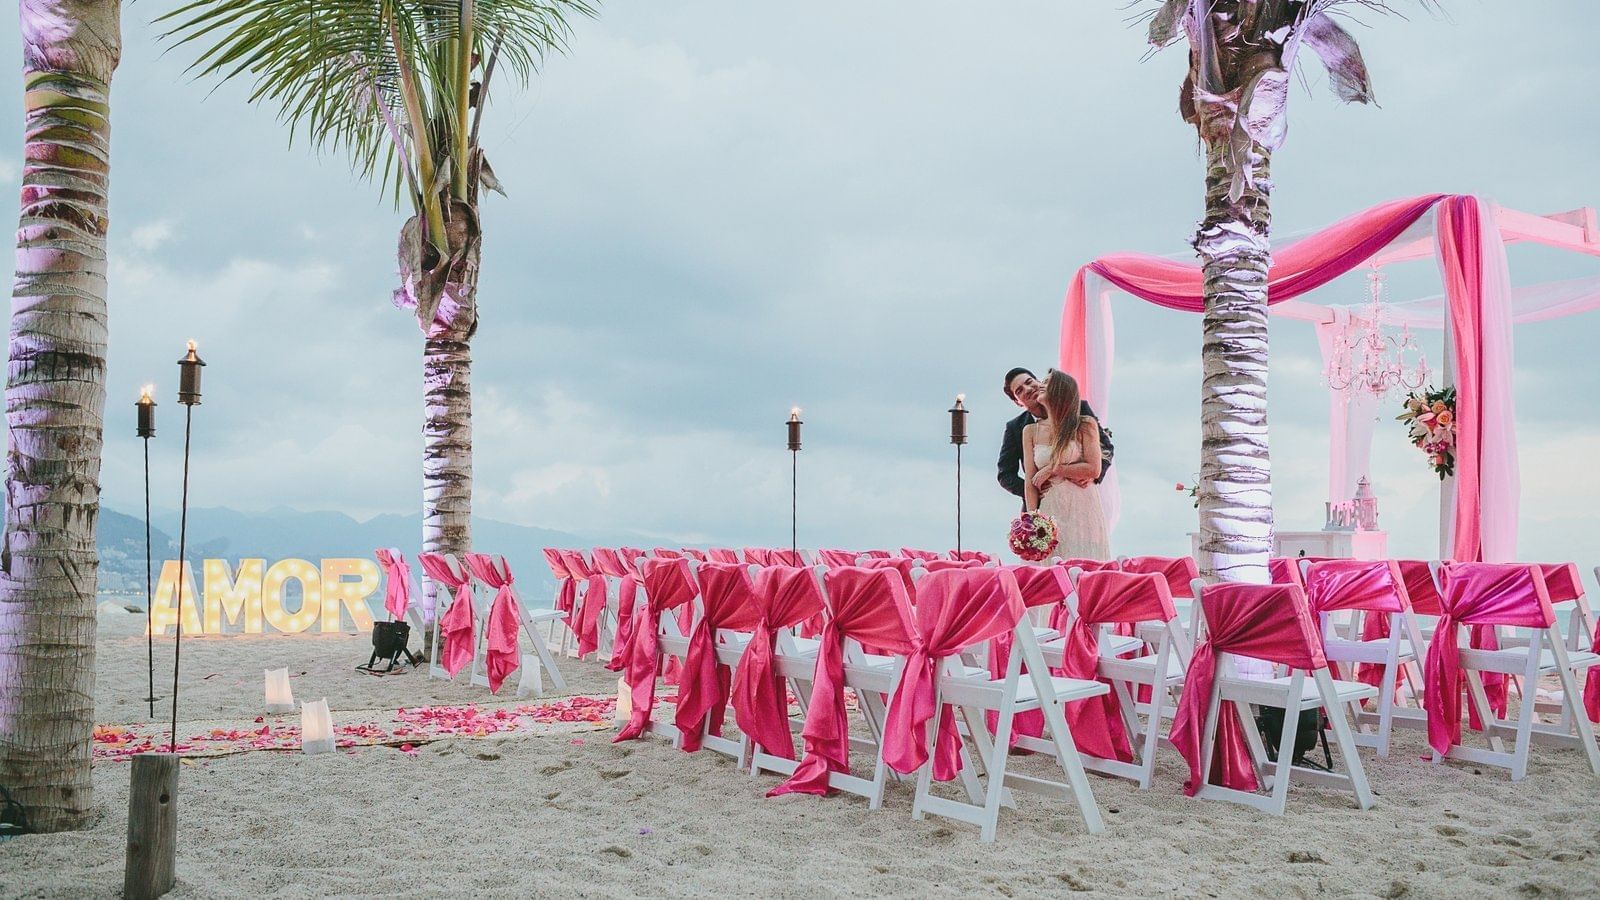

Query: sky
<box><xmin>2</xmin><ymin>2</ymin><xmax>1597</xmax><ymax>564</ymax></box>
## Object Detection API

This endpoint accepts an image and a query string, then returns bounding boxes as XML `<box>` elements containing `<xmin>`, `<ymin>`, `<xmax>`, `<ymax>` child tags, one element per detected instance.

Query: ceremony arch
<box><xmin>1058</xmin><ymin>194</ymin><xmax>1600</xmax><ymax>562</ymax></box>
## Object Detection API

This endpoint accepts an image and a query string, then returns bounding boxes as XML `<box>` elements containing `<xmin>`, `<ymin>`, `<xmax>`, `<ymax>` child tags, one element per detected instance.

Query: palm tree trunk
<box><xmin>418</xmin><ymin>287</ymin><xmax>475</xmax><ymax>657</ymax></box>
<box><xmin>1</xmin><ymin>0</ymin><xmax>121</xmax><ymax>834</ymax></box>
<box><xmin>1193</xmin><ymin>139</ymin><xmax>1274</xmax><ymax>584</ymax></box>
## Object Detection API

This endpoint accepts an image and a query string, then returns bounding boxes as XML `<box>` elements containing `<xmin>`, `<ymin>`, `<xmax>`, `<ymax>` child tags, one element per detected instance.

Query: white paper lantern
<box><xmin>301</xmin><ymin>698</ymin><xmax>335</xmax><ymax>755</ymax></box>
<box><xmin>264</xmin><ymin>668</ymin><xmax>294</xmax><ymax>714</ymax></box>
<box><xmin>615</xmin><ymin>677</ymin><xmax>632</xmax><ymax>723</ymax></box>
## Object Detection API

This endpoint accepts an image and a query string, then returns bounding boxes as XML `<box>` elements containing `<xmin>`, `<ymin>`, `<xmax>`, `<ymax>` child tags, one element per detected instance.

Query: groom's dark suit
<box><xmin>997</xmin><ymin>402</ymin><xmax>1112</xmax><ymax>502</ymax></box>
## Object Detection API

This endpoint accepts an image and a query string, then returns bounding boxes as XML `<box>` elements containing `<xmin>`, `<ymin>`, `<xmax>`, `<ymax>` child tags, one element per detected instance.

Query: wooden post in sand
<box><xmin>124</xmin><ymin>753</ymin><xmax>179</xmax><ymax>899</ymax></box>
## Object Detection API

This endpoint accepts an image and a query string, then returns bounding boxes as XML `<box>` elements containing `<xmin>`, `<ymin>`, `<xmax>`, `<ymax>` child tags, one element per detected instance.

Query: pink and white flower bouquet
<box><xmin>1008</xmin><ymin>511</ymin><xmax>1060</xmax><ymax>562</ymax></box>
<box><xmin>1397</xmin><ymin>386</ymin><xmax>1456</xmax><ymax>479</ymax></box>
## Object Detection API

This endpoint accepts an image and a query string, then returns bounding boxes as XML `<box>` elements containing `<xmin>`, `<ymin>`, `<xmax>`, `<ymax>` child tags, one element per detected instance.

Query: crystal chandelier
<box><xmin>1324</xmin><ymin>269</ymin><xmax>1429</xmax><ymax>399</ymax></box>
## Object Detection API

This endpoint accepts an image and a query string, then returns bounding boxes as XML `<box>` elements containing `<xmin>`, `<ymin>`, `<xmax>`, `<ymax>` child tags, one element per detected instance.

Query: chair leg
<box><xmin>1463</xmin><ymin>671</ymin><xmax>1507</xmax><ymax>755</ymax></box>
<box><xmin>1315</xmin><ymin>670</ymin><xmax>1374</xmax><ymax>809</ymax></box>
<box><xmin>1374</xmin><ymin>659</ymin><xmax>1399</xmax><ymax>758</ymax></box>
<box><xmin>1269</xmin><ymin>693</ymin><xmax>1301</xmax><ymax>816</ymax></box>
<box><xmin>1139</xmin><ymin>676</ymin><xmax>1165</xmax><ymax>790</ymax></box>
<box><xmin>1548</xmin><ymin>651</ymin><xmax>1600</xmax><ymax>775</ymax></box>
<box><xmin>979</xmin><ymin>695</ymin><xmax>1019</xmax><ymax>843</ymax></box>
<box><xmin>1035</xmin><ymin>693</ymin><xmax>1105</xmax><ymax>834</ymax></box>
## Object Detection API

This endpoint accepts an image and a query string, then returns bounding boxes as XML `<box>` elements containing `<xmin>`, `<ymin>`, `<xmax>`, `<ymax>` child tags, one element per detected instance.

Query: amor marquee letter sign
<box><xmin>148</xmin><ymin>558</ymin><xmax>380</xmax><ymax>635</ymax></box>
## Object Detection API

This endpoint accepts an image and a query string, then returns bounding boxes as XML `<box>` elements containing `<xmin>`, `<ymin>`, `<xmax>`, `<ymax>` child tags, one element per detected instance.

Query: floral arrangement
<box><xmin>1397</xmin><ymin>386</ymin><xmax>1456</xmax><ymax>479</ymax></box>
<box><xmin>1174</xmin><ymin>476</ymin><xmax>1199</xmax><ymax>509</ymax></box>
<box><xmin>1008</xmin><ymin>511</ymin><xmax>1060</xmax><ymax>562</ymax></box>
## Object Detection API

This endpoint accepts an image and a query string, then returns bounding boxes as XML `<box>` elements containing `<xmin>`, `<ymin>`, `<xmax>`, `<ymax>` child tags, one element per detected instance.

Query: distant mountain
<box><xmin>101</xmin><ymin>506</ymin><xmax>617</xmax><ymax>607</ymax></box>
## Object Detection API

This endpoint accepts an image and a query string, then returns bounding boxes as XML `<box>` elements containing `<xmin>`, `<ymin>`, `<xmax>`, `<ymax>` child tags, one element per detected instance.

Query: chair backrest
<box><xmin>1439</xmin><ymin>562</ymin><xmax>1555</xmax><ymax>629</ymax></box>
<box><xmin>859</xmin><ymin>549</ymin><xmax>893</xmax><ymax>559</ymax></box>
<box><xmin>1268</xmin><ymin>557</ymin><xmax>1304</xmax><ymax>589</ymax></box>
<box><xmin>819</xmin><ymin>566</ymin><xmax>919</xmax><ymax>650</ymax></box>
<box><xmin>1074</xmin><ymin>570</ymin><xmax>1178</xmax><ymax>626</ymax></box>
<box><xmin>560</xmin><ymin>549</ymin><xmax>595</xmax><ymax>579</ymax></box>
<box><xmin>816</xmin><ymin>549</ymin><xmax>860</xmax><ymax>569</ymax></box>
<box><xmin>1302</xmin><ymin>559</ymin><xmax>1408</xmax><ymax>615</ymax></box>
<box><xmin>706</xmin><ymin>548</ymin><xmax>741</xmax><ymax>564</ymax></box>
<box><xmin>1535</xmin><ymin>562</ymin><xmax>1584</xmax><ymax>604</ymax></box>
<box><xmin>751</xmin><ymin>565</ymin><xmax>827</xmax><ymax>631</ymax></box>
<box><xmin>855</xmin><ymin>557</ymin><xmax>918</xmax><ymax>596</ymax></box>
<box><xmin>638</xmin><ymin>556</ymin><xmax>699</xmax><ymax>616</ymax></box>
<box><xmin>950</xmin><ymin>550</ymin><xmax>993</xmax><ymax>564</ymax></box>
<box><xmin>767</xmin><ymin>549</ymin><xmax>806</xmax><ymax>567</ymax></box>
<box><xmin>1196</xmin><ymin>582</ymin><xmax>1327</xmax><ymax>671</ymax></box>
<box><xmin>924</xmin><ymin>558</ymin><xmax>983</xmax><ymax>573</ymax></box>
<box><xmin>591</xmin><ymin>547</ymin><xmax>629</xmax><ymax>579</ymax></box>
<box><xmin>694</xmin><ymin>562</ymin><xmax>762</xmax><ymax>633</ymax></box>
<box><xmin>1002</xmin><ymin>564</ymin><xmax>1073</xmax><ymax>610</ymax></box>
<box><xmin>909</xmin><ymin>568</ymin><xmax>1025</xmax><ymax>655</ymax></box>
<box><xmin>1060</xmin><ymin>557</ymin><xmax>1118</xmax><ymax>573</ymax></box>
<box><xmin>1395</xmin><ymin>559</ymin><xmax>1445</xmax><ymax>615</ymax></box>
<box><xmin>1120</xmin><ymin>555</ymin><xmax>1201</xmax><ymax>599</ymax></box>
<box><xmin>742</xmin><ymin>547</ymin><xmax>771</xmax><ymax>566</ymax></box>
<box><xmin>899</xmin><ymin>548</ymin><xmax>942</xmax><ymax>562</ymax></box>
<box><xmin>679</xmin><ymin>549</ymin><xmax>708</xmax><ymax>562</ymax></box>
<box><xmin>541</xmin><ymin>548</ymin><xmax>571</xmax><ymax>580</ymax></box>
<box><xmin>651</xmin><ymin>547</ymin><xmax>685</xmax><ymax>559</ymax></box>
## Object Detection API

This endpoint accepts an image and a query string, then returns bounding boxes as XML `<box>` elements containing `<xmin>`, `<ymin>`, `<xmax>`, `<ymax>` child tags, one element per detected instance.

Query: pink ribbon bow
<box><xmin>418</xmin><ymin>553</ymin><xmax>475</xmax><ymax>678</ymax></box>
<box><xmin>592</xmin><ymin>548</ymin><xmax>642</xmax><ymax>673</ymax></box>
<box><xmin>1057</xmin><ymin>571</ymin><xmax>1179</xmax><ymax>763</ymax></box>
<box><xmin>465</xmin><ymin>553</ymin><xmax>522</xmax><ymax>694</ymax></box>
<box><xmin>562</xmin><ymin>550</ymin><xmax>605</xmax><ymax>659</ymax></box>
<box><xmin>1170</xmin><ymin>583</ymin><xmax>1327</xmax><ymax>796</ymax></box>
<box><xmin>769</xmin><ymin>567</ymin><xmax>918</xmax><ymax>797</ymax></box>
<box><xmin>676</xmin><ymin>562</ymin><xmax>761</xmax><ymax>752</ymax></box>
<box><xmin>375</xmin><ymin>548</ymin><xmax>412</xmax><ymax>622</ymax></box>
<box><xmin>615</xmin><ymin>557</ymin><xmax>699</xmax><ymax>743</ymax></box>
<box><xmin>883</xmin><ymin>569</ymin><xmax>1025</xmax><ymax>781</ymax></box>
<box><xmin>1119</xmin><ymin>555</ymin><xmax>1200</xmax><ymax>599</ymax></box>
<box><xmin>1423</xmin><ymin>563</ymin><xmax>1555</xmax><ymax>755</ymax></box>
<box><xmin>985</xmin><ymin>564</ymin><xmax>1072</xmax><ymax>745</ymax></box>
<box><xmin>733</xmin><ymin>565</ymin><xmax>826</xmax><ymax>760</ymax></box>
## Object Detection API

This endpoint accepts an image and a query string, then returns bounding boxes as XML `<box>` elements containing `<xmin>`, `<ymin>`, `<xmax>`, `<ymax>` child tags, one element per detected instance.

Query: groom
<box><xmin>996</xmin><ymin>367</ymin><xmax>1113</xmax><ymax>505</ymax></box>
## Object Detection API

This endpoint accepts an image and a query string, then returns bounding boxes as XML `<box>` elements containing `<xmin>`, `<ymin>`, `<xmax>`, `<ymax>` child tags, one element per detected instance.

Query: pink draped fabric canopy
<box><xmin>1059</xmin><ymin>193</ymin><xmax>1600</xmax><ymax>561</ymax></box>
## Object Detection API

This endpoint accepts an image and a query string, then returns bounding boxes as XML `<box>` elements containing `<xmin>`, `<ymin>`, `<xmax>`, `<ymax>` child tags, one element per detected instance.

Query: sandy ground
<box><xmin>2</xmin><ymin>609</ymin><xmax>1598</xmax><ymax>898</ymax></box>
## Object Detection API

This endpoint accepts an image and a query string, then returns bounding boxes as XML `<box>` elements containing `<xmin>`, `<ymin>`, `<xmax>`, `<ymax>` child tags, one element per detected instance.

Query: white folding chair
<box><xmin>909</xmin><ymin>569</ymin><xmax>1108</xmax><ymax>841</ymax></box>
<box><xmin>1426</xmin><ymin>562</ymin><xmax>1600</xmax><ymax>779</ymax></box>
<box><xmin>1185</xmin><ymin>582</ymin><xmax>1376</xmax><ymax>816</ymax></box>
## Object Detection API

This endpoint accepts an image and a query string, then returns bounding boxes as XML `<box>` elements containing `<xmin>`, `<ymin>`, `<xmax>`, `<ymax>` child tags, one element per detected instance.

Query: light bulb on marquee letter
<box><xmin>262</xmin><ymin>559</ymin><xmax>322</xmax><ymax>634</ymax></box>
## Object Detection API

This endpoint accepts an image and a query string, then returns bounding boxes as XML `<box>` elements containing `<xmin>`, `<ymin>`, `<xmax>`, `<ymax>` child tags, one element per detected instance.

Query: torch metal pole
<box><xmin>170</xmin><ymin>406</ymin><xmax>192</xmax><ymax>754</ymax></box>
<box><xmin>143</xmin><ymin>437</ymin><xmax>156</xmax><ymax>716</ymax></box>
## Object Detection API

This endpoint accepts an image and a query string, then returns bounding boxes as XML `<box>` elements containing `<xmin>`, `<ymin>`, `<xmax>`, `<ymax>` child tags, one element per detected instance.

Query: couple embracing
<box><xmin>997</xmin><ymin>367</ymin><xmax>1112</xmax><ymax>561</ymax></box>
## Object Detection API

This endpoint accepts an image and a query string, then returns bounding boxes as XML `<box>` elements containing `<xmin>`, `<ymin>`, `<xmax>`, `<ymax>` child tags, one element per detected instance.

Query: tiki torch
<box><xmin>170</xmin><ymin>341</ymin><xmax>205</xmax><ymax>752</ymax></box>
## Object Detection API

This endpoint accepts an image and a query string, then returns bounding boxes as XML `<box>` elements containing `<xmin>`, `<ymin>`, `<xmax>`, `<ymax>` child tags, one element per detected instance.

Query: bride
<box><xmin>1022</xmin><ymin>370</ymin><xmax>1110</xmax><ymax>561</ymax></box>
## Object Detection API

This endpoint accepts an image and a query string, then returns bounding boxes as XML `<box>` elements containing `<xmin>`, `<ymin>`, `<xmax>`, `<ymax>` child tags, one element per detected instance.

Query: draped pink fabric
<box><xmin>593</xmin><ymin>549</ymin><xmax>641</xmax><ymax>673</ymax></box>
<box><xmin>925</xmin><ymin>559</ymin><xmax>982</xmax><ymax>573</ymax></box>
<box><xmin>419</xmin><ymin>553</ymin><xmax>475</xmax><ymax>678</ymax></box>
<box><xmin>1171</xmin><ymin>583</ymin><xmax>1327</xmax><ymax>796</ymax></box>
<box><xmin>985</xmin><ymin>565</ymin><xmax>1073</xmax><ymax>744</ymax></box>
<box><xmin>857</xmin><ymin>557</ymin><xmax>917</xmax><ymax>598</ymax></box>
<box><xmin>899</xmin><ymin>548</ymin><xmax>941</xmax><ymax>562</ymax></box>
<box><xmin>464</xmin><ymin>553</ymin><xmax>522</xmax><ymax>694</ymax></box>
<box><xmin>951</xmin><ymin>550</ymin><xmax>994</xmax><ymax>564</ymax></box>
<box><xmin>1120</xmin><ymin>556</ymin><xmax>1201</xmax><ymax>599</ymax></box>
<box><xmin>561</xmin><ymin>550</ymin><xmax>606</xmax><ymax>659</ymax></box>
<box><xmin>542</xmin><ymin>548</ymin><xmax>577</xmax><ymax>626</ymax></box>
<box><xmin>733</xmin><ymin>566</ymin><xmax>826</xmax><ymax>759</ymax></box>
<box><xmin>860</xmin><ymin>550</ymin><xmax>892</xmax><ymax>559</ymax></box>
<box><xmin>1390</xmin><ymin>560</ymin><xmax>1506</xmax><ymax>726</ymax></box>
<box><xmin>707</xmin><ymin>548</ymin><xmax>741</xmax><ymax>564</ymax></box>
<box><xmin>681</xmin><ymin>549</ymin><xmax>709</xmax><ymax>562</ymax></box>
<box><xmin>1268</xmin><ymin>557</ymin><xmax>1306</xmax><ymax>590</ymax></box>
<box><xmin>1060</xmin><ymin>194</ymin><xmax>1449</xmax><ymax>402</ymax></box>
<box><xmin>615</xmin><ymin>557</ymin><xmax>700</xmax><ymax>742</ymax></box>
<box><xmin>883</xmin><ymin>569</ymin><xmax>1025</xmax><ymax>781</ymax></box>
<box><xmin>1423</xmin><ymin>563</ymin><xmax>1555</xmax><ymax>755</ymax></box>
<box><xmin>817</xmin><ymin>549</ymin><xmax>860</xmax><ymax>569</ymax></box>
<box><xmin>652</xmin><ymin>548</ymin><xmax>684</xmax><ymax>559</ymax></box>
<box><xmin>1305</xmin><ymin>559</ymin><xmax>1407</xmax><ymax>694</ymax></box>
<box><xmin>375</xmin><ymin>548</ymin><xmax>412</xmax><ymax>622</ymax></box>
<box><xmin>676</xmin><ymin>562</ymin><xmax>762</xmax><ymax>752</ymax></box>
<box><xmin>770</xmin><ymin>567</ymin><xmax>919</xmax><ymax>797</ymax></box>
<box><xmin>743</xmin><ymin>548</ymin><xmax>772</xmax><ymax>566</ymax></box>
<box><xmin>1534</xmin><ymin>563</ymin><xmax>1600</xmax><ymax>723</ymax></box>
<box><xmin>1437</xmin><ymin>197</ymin><xmax>1488</xmax><ymax>563</ymax></box>
<box><xmin>1058</xmin><ymin>571</ymin><xmax>1177</xmax><ymax>763</ymax></box>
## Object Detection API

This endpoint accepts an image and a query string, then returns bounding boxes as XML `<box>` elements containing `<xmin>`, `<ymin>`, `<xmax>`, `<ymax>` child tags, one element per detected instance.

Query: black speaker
<box><xmin>362</xmin><ymin>620</ymin><xmax>416</xmax><ymax>673</ymax></box>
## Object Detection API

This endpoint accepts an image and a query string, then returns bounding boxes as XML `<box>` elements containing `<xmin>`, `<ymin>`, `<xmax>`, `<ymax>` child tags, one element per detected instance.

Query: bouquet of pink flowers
<box><xmin>1397</xmin><ymin>386</ymin><xmax>1456</xmax><ymax>479</ymax></box>
<box><xmin>1008</xmin><ymin>511</ymin><xmax>1060</xmax><ymax>562</ymax></box>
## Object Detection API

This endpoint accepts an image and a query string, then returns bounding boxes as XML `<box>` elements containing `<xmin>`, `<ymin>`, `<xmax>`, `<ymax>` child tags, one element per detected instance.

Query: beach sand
<box><xmin>2</xmin><ymin>609</ymin><xmax>1598</xmax><ymax>898</ymax></box>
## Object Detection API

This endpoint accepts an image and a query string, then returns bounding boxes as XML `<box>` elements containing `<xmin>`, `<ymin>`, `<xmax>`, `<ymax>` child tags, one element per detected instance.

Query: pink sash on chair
<box><xmin>899</xmin><ymin>548</ymin><xmax>942</xmax><ymax>562</ymax></box>
<box><xmin>1393</xmin><ymin>559</ymin><xmax>1505</xmax><ymax>728</ymax></box>
<box><xmin>615</xmin><ymin>557</ymin><xmax>700</xmax><ymax>742</ymax></box>
<box><xmin>1061</xmin><ymin>558</ymin><xmax>1119</xmax><ymax>573</ymax></box>
<box><xmin>743</xmin><ymin>548</ymin><xmax>772</xmax><ymax>566</ymax></box>
<box><xmin>676</xmin><ymin>562</ymin><xmax>762</xmax><ymax>752</ymax></box>
<box><xmin>1170</xmin><ymin>583</ymin><xmax>1328</xmax><ymax>796</ymax></box>
<box><xmin>1268</xmin><ymin>557</ymin><xmax>1306</xmax><ymax>590</ymax></box>
<box><xmin>707</xmin><ymin>548</ymin><xmax>741</xmax><ymax>564</ymax></box>
<box><xmin>375</xmin><ymin>548</ymin><xmax>412</xmax><ymax>622</ymax></box>
<box><xmin>561</xmin><ymin>550</ymin><xmax>606</xmax><ymax>659</ymax></box>
<box><xmin>418</xmin><ymin>553</ymin><xmax>475</xmax><ymax>677</ymax></box>
<box><xmin>1303</xmin><ymin>559</ymin><xmax>1408</xmax><ymax>691</ymax></box>
<box><xmin>769</xmin><ymin>568</ymin><xmax>919</xmax><ymax>797</ymax></box>
<box><xmin>883</xmin><ymin>569</ymin><xmax>1025</xmax><ymax>781</ymax></box>
<box><xmin>857</xmin><ymin>557</ymin><xmax>917</xmax><ymax>597</ymax></box>
<box><xmin>542</xmin><ymin>548</ymin><xmax>577</xmax><ymax>625</ymax></box>
<box><xmin>951</xmin><ymin>550</ymin><xmax>994</xmax><ymax>564</ymax></box>
<box><xmin>1423</xmin><ymin>563</ymin><xmax>1556</xmax><ymax>755</ymax></box>
<box><xmin>1531</xmin><ymin>564</ymin><xmax>1599</xmax><ymax>722</ymax></box>
<box><xmin>925</xmin><ymin>558</ymin><xmax>982</xmax><ymax>573</ymax></box>
<box><xmin>464</xmin><ymin>553</ymin><xmax>522</xmax><ymax>694</ymax></box>
<box><xmin>859</xmin><ymin>550</ymin><xmax>892</xmax><ymax>559</ymax></box>
<box><xmin>681</xmin><ymin>549</ymin><xmax>708</xmax><ymax>562</ymax></box>
<box><xmin>733</xmin><ymin>566</ymin><xmax>826</xmax><ymax>759</ymax></box>
<box><xmin>593</xmin><ymin>549</ymin><xmax>639</xmax><ymax>673</ymax></box>
<box><xmin>817</xmin><ymin>549</ymin><xmax>859</xmax><ymax>569</ymax></box>
<box><xmin>1057</xmin><ymin>571</ymin><xmax>1178</xmax><ymax>763</ymax></box>
<box><xmin>1119</xmin><ymin>556</ymin><xmax>1200</xmax><ymax>598</ymax></box>
<box><xmin>987</xmin><ymin>565</ymin><xmax>1073</xmax><ymax>744</ymax></box>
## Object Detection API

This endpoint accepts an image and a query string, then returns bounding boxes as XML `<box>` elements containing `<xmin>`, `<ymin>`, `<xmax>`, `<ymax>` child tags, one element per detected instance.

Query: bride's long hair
<box><xmin>1042</xmin><ymin>370</ymin><xmax>1083</xmax><ymax>468</ymax></box>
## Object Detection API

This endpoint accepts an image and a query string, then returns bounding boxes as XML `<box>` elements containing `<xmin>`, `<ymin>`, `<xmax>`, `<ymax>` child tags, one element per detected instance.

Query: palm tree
<box><xmin>1143</xmin><ymin>0</ymin><xmax>1410</xmax><ymax>582</ymax></box>
<box><xmin>158</xmin><ymin>0</ymin><xmax>595</xmax><ymax>628</ymax></box>
<box><xmin>0</xmin><ymin>0</ymin><xmax>123</xmax><ymax>833</ymax></box>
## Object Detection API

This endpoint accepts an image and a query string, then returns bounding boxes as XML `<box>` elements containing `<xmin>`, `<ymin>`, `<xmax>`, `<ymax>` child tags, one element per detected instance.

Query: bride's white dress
<box><xmin>1034</xmin><ymin>434</ymin><xmax>1110</xmax><ymax>561</ymax></box>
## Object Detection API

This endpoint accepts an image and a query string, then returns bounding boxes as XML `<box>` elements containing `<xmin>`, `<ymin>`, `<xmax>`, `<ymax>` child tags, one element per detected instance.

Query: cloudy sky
<box><xmin>2</xmin><ymin>2</ymin><xmax>1597</xmax><ymax>563</ymax></box>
